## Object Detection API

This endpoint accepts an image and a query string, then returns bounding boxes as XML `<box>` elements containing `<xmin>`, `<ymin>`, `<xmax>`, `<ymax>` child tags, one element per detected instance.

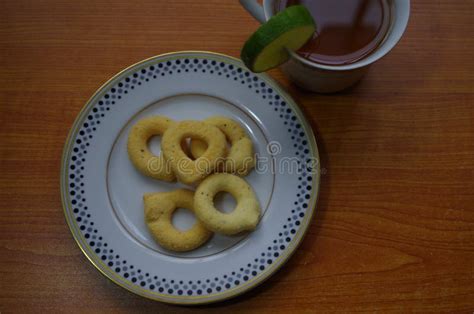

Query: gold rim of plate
<box><xmin>60</xmin><ymin>51</ymin><xmax>321</xmax><ymax>305</ymax></box>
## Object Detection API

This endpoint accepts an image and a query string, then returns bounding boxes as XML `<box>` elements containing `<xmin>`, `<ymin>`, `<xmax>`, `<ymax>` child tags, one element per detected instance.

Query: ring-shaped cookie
<box><xmin>144</xmin><ymin>189</ymin><xmax>213</xmax><ymax>252</ymax></box>
<box><xmin>162</xmin><ymin>120</ymin><xmax>227</xmax><ymax>185</ymax></box>
<box><xmin>194</xmin><ymin>173</ymin><xmax>261</xmax><ymax>235</ymax></box>
<box><xmin>190</xmin><ymin>117</ymin><xmax>255</xmax><ymax>176</ymax></box>
<box><xmin>127</xmin><ymin>116</ymin><xmax>176</xmax><ymax>182</ymax></box>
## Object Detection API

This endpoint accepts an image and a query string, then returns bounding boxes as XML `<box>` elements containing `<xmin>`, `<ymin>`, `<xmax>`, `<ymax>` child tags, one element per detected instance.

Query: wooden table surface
<box><xmin>1</xmin><ymin>0</ymin><xmax>473</xmax><ymax>312</ymax></box>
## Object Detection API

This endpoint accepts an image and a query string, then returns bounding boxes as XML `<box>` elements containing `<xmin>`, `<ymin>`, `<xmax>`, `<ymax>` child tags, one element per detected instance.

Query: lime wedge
<box><xmin>241</xmin><ymin>5</ymin><xmax>315</xmax><ymax>73</ymax></box>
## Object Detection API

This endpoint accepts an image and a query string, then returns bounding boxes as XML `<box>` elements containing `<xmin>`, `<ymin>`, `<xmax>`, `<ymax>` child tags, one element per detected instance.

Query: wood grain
<box><xmin>1</xmin><ymin>0</ymin><xmax>473</xmax><ymax>312</ymax></box>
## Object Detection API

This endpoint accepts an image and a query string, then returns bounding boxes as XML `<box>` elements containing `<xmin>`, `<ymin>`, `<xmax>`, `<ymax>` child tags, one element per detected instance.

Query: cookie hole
<box><xmin>188</xmin><ymin>139</ymin><xmax>230</xmax><ymax>161</ymax></box>
<box><xmin>148</xmin><ymin>136</ymin><xmax>162</xmax><ymax>155</ymax></box>
<box><xmin>214</xmin><ymin>192</ymin><xmax>237</xmax><ymax>214</ymax></box>
<box><xmin>172</xmin><ymin>208</ymin><xmax>197</xmax><ymax>231</ymax></box>
<box><xmin>183</xmin><ymin>137</ymin><xmax>196</xmax><ymax>160</ymax></box>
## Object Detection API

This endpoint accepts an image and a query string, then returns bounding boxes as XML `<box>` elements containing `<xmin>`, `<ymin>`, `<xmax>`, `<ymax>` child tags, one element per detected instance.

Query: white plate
<box><xmin>61</xmin><ymin>51</ymin><xmax>320</xmax><ymax>304</ymax></box>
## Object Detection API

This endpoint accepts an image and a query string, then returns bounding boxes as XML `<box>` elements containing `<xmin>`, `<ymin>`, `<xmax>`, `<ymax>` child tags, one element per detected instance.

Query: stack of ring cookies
<box><xmin>127</xmin><ymin>115</ymin><xmax>261</xmax><ymax>252</ymax></box>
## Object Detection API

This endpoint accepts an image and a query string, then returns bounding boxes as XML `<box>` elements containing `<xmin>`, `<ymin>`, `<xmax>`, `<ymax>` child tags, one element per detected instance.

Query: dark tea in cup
<box><xmin>277</xmin><ymin>0</ymin><xmax>391</xmax><ymax>66</ymax></box>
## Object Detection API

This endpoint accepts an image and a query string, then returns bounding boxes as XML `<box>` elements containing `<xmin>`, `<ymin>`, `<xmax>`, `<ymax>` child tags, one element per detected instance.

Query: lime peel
<box><xmin>241</xmin><ymin>5</ymin><xmax>316</xmax><ymax>73</ymax></box>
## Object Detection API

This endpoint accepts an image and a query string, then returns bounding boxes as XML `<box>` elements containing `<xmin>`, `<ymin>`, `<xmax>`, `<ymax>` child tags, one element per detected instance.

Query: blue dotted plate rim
<box><xmin>60</xmin><ymin>51</ymin><xmax>320</xmax><ymax>304</ymax></box>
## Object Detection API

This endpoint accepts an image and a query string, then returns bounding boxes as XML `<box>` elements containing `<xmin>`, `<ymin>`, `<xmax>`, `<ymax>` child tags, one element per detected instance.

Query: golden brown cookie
<box><xmin>144</xmin><ymin>189</ymin><xmax>213</xmax><ymax>252</ymax></box>
<box><xmin>194</xmin><ymin>173</ymin><xmax>261</xmax><ymax>235</ymax></box>
<box><xmin>127</xmin><ymin>116</ymin><xmax>176</xmax><ymax>182</ymax></box>
<box><xmin>161</xmin><ymin>120</ymin><xmax>227</xmax><ymax>185</ymax></box>
<box><xmin>190</xmin><ymin>116</ymin><xmax>255</xmax><ymax>176</ymax></box>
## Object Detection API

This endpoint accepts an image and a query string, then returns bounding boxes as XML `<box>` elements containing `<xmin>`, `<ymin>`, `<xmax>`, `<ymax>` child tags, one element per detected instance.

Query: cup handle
<box><xmin>239</xmin><ymin>0</ymin><xmax>266</xmax><ymax>24</ymax></box>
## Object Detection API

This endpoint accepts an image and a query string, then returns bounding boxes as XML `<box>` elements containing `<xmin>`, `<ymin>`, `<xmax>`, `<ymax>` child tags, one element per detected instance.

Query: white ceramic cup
<box><xmin>240</xmin><ymin>0</ymin><xmax>410</xmax><ymax>93</ymax></box>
